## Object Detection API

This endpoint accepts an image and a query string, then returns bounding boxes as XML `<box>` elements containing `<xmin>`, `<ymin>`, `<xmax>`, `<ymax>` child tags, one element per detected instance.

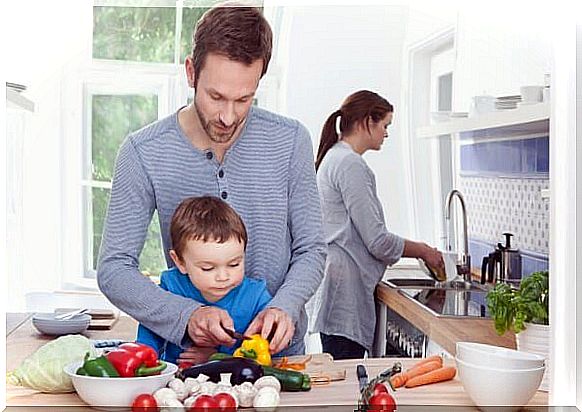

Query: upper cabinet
<box><xmin>417</xmin><ymin>103</ymin><xmax>549</xmax><ymax>139</ymax></box>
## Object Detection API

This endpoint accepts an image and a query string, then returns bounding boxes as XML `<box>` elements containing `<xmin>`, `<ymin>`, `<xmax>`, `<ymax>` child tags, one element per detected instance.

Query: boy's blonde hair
<box><xmin>170</xmin><ymin>196</ymin><xmax>247</xmax><ymax>259</ymax></box>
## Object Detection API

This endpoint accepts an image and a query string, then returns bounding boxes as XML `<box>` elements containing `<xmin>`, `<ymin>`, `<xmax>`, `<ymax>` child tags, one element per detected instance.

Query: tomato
<box><xmin>179</xmin><ymin>361</ymin><xmax>194</xmax><ymax>369</ymax></box>
<box><xmin>190</xmin><ymin>394</ymin><xmax>219</xmax><ymax>412</ymax></box>
<box><xmin>368</xmin><ymin>392</ymin><xmax>397</xmax><ymax>411</ymax></box>
<box><xmin>213</xmin><ymin>392</ymin><xmax>237</xmax><ymax>412</ymax></box>
<box><xmin>372</xmin><ymin>382</ymin><xmax>390</xmax><ymax>397</ymax></box>
<box><xmin>131</xmin><ymin>394</ymin><xmax>159</xmax><ymax>412</ymax></box>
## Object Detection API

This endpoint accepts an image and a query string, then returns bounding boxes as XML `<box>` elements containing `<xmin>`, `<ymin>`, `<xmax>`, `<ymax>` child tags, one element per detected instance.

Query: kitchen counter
<box><xmin>376</xmin><ymin>276</ymin><xmax>516</xmax><ymax>357</ymax></box>
<box><xmin>5</xmin><ymin>313</ymin><xmax>546</xmax><ymax>410</ymax></box>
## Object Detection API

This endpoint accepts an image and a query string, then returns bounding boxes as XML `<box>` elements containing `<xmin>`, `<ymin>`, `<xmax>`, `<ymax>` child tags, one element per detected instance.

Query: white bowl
<box><xmin>456</xmin><ymin>356</ymin><xmax>544</xmax><ymax>408</ymax></box>
<box><xmin>64</xmin><ymin>360</ymin><xmax>178</xmax><ymax>407</ymax></box>
<box><xmin>32</xmin><ymin>313</ymin><xmax>91</xmax><ymax>336</ymax></box>
<box><xmin>456</xmin><ymin>342</ymin><xmax>545</xmax><ymax>369</ymax></box>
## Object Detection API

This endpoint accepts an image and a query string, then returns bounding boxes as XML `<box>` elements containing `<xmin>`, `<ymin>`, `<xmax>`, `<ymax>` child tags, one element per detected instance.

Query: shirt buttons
<box><xmin>221</xmin><ymin>191</ymin><xmax>228</xmax><ymax>199</ymax></box>
<box><xmin>206</xmin><ymin>151</ymin><xmax>213</xmax><ymax>160</ymax></box>
<box><xmin>218</xmin><ymin>170</ymin><xmax>224</xmax><ymax>178</ymax></box>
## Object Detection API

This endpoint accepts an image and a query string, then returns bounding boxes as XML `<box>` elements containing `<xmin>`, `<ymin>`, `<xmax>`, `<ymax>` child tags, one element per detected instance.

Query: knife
<box><xmin>223</xmin><ymin>328</ymin><xmax>252</xmax><ymax>341</ymax></box>
<box><xmin>356</xmin><ymin>363</ymin><xmax>369</xmax><ymax>393</ymax></box>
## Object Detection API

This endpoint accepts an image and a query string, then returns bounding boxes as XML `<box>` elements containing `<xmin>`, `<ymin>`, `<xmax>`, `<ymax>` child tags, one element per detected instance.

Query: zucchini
<box><xmin>263</xmin><ymin>365</ymin><xmax>311</xmax><ymax>391</ymax></box>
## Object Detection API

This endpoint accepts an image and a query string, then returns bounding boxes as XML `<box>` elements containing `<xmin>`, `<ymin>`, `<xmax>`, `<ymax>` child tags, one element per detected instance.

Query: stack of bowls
<box><xmin>32</xmin><ymin>312</ymin><xmax>91</xmax><ymax>336</ymax></box>
<box><xmin>455</xmin><ymin>342</ymin><xmax>545</xmax><ymax>409</ymax></box>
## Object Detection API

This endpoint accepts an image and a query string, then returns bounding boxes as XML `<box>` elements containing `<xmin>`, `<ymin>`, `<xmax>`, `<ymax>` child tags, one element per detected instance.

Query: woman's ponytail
<box><xmin>315</xmin><ymin>109</ymin><xmax>342</xmax><ymax>171</ymax></box>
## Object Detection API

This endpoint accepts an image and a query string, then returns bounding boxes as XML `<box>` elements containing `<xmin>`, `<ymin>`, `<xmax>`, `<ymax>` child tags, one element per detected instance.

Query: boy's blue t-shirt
<box><xmin>136</xmin><ymin>267</ymin><xmax>272</xmax><ymax>364</ymax></box>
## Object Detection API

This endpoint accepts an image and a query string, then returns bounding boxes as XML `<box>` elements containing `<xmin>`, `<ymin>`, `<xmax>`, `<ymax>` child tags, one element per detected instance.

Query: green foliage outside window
<box><xmin>93</xmin><ymin>7</ymin><xmax>176</xmax><ymax>63</ymax></box>
<box><xmin>91</xmin><ymin>95</ymin><xmax>164</xmax><ymax>277</ymax></box>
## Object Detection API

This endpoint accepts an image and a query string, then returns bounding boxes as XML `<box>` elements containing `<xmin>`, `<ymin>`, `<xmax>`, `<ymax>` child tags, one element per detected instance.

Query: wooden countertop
<box><xmin>6</xmin><ymin>313</ymin><xmax>546</xmax><ymax>410</ymax></box>
<box><xmin>376</xmin><ymin>283</ymin><xmax>516</xmax><ymax>356</ymax></box>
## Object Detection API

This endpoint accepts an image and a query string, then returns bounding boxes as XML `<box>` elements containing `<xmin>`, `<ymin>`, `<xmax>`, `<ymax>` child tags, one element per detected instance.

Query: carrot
<box><xmin>389</xmin><ymin>360</ymin><xmax>442</xmax><ymax>388</ymax></box>
<box><xmin>404</xmin><ymin>366</ymin><xmax>457</xmax><ymax>388</ymax></box>
<box><xmin>407</xmin><ymin>355</ymin><xmax>443</xmax><ymax>371</ymax></box>
<box><xmin>389</xmin><ymin>372</ymin><xmax>408</xmax><ymax>389</ymax></box>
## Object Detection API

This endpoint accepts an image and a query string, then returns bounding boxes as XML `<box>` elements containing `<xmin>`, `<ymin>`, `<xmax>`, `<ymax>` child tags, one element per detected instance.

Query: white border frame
<box><xmin>549</xmin><ymin>17</ymin><xmax>579</xmax><ymax>407</ymax></box>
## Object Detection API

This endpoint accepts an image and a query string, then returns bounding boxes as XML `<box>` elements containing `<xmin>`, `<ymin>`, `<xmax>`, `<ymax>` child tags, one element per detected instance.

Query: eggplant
<box><xmin>177</xmin><ymin>357</ymin><xmax>264</xmax><ymax>385</ymax></box>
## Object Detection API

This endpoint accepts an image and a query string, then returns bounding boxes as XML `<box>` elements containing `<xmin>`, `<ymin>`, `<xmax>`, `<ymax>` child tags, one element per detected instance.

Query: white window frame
<box><xmin>60</xmin><ymin>2</ymin><xmax>279</xmax><ymax>291</ymax></box>
<box><xmin>61</xmin><ymin>62</ymin><xmax>184</xmax><ymax>290</ymax></box>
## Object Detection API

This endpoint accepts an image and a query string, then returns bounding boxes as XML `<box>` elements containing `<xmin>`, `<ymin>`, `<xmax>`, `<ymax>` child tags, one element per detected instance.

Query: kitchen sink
<box><xmin>384</xmin><ymin>278</ymin><xmax>489</xmax><ymax>293</ymax></box>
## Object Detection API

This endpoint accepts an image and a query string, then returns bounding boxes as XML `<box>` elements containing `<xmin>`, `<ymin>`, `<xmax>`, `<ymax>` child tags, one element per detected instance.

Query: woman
<box><xmin>311</xmin><ymin>90</ymin><xmax>444</xmax><ymax>360</ymax></box>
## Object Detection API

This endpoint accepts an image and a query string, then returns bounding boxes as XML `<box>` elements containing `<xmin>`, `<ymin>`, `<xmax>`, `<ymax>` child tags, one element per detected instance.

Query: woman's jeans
<box><xmin>320</xmin><ymin>333</ymin><xmax>367</xmax><ymax>360</ymax></box>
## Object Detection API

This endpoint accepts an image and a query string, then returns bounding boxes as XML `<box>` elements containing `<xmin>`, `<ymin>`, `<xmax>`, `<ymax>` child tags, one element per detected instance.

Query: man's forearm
<box><xmin>97</xmin><ymin>259</ymin><xmax>200</xmax><ymax>347</ymax></box>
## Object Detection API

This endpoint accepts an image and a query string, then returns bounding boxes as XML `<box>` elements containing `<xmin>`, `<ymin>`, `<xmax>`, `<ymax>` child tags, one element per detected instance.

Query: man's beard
<box><xmin>195</xmin><ymin>101</ymin><xmax>243</xmax><ymax>144</ymax></box>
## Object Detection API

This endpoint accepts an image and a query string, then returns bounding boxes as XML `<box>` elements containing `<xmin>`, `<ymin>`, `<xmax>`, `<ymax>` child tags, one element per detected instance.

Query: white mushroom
<box><xmin>196</xmin><ymin>373</ymin><xmax>210</xmax><ymax>383</ymax></box>
<box><xmin>199</xmin><ymin>381</ymin><xmax>217</xmax><ymax>396</ymax></box>
<box><xmin>184</xmin><ymin>378</ymin><xmax>201</xmax><ymax>396</ymax></box>
<box><xmin>159</xmin><ymin>397</ymin><xmax>184</xmax><ymax>410</ymax></box>
<box><xmin>234</xmin><ymin>381</ymin><xmax>257</xmax><ymax>408</ymax></box>
<box><xmin>167</xmin><ymin>377</ymin><xmax>189</xmax><ymax>400</ymax></box>
<box><xmin>153</xmin><ymin>387</ymin><xmax>178</xmax><ymax>404</ymax></box>
<box><xmin>254</xmin><ymin>375</ymin><xmax>281</xmax><ymax>393</ymax></box>
<box><xmin>253</xmin><ymin>386</ymin><xmax>280</xmax><ymax>411</ymax></box>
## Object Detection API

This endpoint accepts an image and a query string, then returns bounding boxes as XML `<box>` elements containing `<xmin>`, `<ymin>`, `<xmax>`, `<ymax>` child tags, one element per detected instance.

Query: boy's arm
<box><xmin>136</xmin><ymin>324</ymin><xmax>165</xmax><ymax>354</ymax></box>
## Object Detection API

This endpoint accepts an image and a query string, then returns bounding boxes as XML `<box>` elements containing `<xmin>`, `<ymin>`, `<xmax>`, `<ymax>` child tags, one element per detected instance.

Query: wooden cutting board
<box><xmin>273</xmin><ymin>352</ymin><xmax>347</xmax><ymax>382</ymax></box>
<box><xmin>54</xmin><ymin>308</ymin><xmax>120</xmax><ymax>330</ymax></box>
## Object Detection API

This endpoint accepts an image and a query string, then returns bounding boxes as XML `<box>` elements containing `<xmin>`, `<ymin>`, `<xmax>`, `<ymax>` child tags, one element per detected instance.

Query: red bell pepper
<box><xmin>105</xmin><ymin>347</ymin><xmax>167</xmax><ymax>377</ymax></box>
<box><xmin>118</xmin><ymin>342</ymin><xmax>159</xmax><ymax>367</ymax></box>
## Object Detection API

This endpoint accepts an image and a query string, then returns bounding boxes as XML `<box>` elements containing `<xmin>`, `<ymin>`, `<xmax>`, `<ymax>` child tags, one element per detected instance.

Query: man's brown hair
<box><xmin>170</xmin><ymin>196</ymin><xmax>248</xmax><ymax>259</ymax></box>
<box><xmin>191</xmin><ymin>4</ymin><xmax>273</xmax><ymax>86</ymax></box>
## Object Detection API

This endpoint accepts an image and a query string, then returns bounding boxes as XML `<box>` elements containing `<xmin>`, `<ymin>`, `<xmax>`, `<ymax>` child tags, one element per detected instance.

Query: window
<box><xmin>62</xmin><ymin>2</ymin><xmax>272</xmax><ymax>286</ymax></box>
<box><xmin>84</xmin><ymin>93</ymin><xmax>163</xmax><ymax>278</ymax></box>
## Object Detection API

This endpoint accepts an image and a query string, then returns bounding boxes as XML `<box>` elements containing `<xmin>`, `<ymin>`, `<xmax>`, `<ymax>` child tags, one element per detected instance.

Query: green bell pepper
<box><xmin>76</xmin><ymin>352</ymin><xmax>120</xmax><ymax>377</ymax></box>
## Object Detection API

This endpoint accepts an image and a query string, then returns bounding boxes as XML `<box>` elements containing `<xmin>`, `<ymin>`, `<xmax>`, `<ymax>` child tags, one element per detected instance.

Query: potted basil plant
<box><xmin>486</xmin><ymin>270</ymin><xmax>549</xmax><ymax>335</ymax></box>
<box><xmin>486</xmin><ymin>270</ymin><xmax>549</xmax><ymax>390</ymax></box>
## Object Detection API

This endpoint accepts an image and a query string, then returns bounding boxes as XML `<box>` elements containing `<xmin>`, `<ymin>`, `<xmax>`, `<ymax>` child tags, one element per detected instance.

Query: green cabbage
<box><xmin>7</xmin><ymin>334</ymin><xmax>97</xmax><ymax>393</ymax></box>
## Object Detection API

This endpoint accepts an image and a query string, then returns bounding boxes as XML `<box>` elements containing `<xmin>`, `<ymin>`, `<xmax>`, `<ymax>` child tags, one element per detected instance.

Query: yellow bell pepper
<box><xmin>233</xmin><ymin>334</ymin><xmax>272</xmax><ymax>366</ymax></box>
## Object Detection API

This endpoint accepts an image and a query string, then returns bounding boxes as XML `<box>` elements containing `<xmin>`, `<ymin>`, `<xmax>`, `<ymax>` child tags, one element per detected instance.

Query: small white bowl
<box><xmin>64</xmin><ymin>360</ymin><xmax>178</xmax><ymax>407</ymax></box>
<box><xmin>456</xmin><ymin>342</ymin><xmax>545</xmax><ymax>370</ymax></box>
<box><xmin>456</xmin><ymin>356</ymin><xmax>544</xmax><ymax>408</ymax></box>
<box><xmin>32</xmin><ymin>313</ymin><xmax>91</xmax><ymax>336</ymax></box>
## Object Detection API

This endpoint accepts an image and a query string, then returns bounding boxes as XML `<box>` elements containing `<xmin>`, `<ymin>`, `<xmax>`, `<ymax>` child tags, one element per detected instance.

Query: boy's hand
<box><xmin>245</xmin><ymin>307</ymin><xmax>295</xmax><ymax>355</ymax></box>
<box><xmin>177</xmin><ymin>346</ymin><xmax>216</xmax><ymax>366</ymax></box>
<box><xmin>187</xmin><ymin>306</ymin><xmax>237</xmax><ymax>347</ymax></box>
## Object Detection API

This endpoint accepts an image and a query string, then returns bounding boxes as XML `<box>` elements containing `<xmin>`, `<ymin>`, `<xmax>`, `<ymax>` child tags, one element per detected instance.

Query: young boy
<box><xmin>136</xmin><ymin>196</ymin><xmax>272</xmax><ymax>365</ymax></box>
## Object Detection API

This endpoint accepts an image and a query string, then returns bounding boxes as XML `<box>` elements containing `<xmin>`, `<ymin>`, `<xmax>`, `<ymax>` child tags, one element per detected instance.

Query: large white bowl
<box><xmin>456</xmin><ymin>356</ymin><xmax>544</xmax><ymax>408</ymax></box>
<box><xmin>456</xmin><ymin>341</ymin><xmax>545</xmax><ymax>370</ymax></box>
<box><xmin>64</xmin><ymin>360</ymin><xmax>178</xmax><ymax>407</ymax></box>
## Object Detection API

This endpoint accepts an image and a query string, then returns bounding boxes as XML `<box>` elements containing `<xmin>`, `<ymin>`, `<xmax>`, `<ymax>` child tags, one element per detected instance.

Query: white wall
<box><xmin>453</xmin><ymin>5</ymin><xmax>552</xmax><ymax>112</ymax></box>
<box><xmin>5</xmin><ymin>2</ymin><xmax>93</xmax><ymax>309</ymax></box>
<box><xmin>280</xmin><ymin>5</ymin><xmax>415</xmax><ymax>239</ymax></box>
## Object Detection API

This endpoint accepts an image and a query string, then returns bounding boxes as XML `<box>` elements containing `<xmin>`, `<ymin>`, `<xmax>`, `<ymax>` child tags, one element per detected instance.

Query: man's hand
<box><xmin>177</xmin><ymin>346</ymin><xmax>216</xmax><ymax>367</ymax></box>
<box><xmin>187</xmin><ymin>306</ymin><xmax>237</xmax><ymax>348</ymax></box>
<box><xmin>245</xmin><ymin>307</ymin><xmax>295</xmax><ymax>354</ymax></box>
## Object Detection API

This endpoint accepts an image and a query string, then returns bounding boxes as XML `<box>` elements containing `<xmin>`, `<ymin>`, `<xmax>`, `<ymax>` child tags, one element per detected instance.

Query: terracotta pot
<box><xmin>516</xmin><ymin>322</ymin><xmax>549</xmax><ymax>391</ymax></box>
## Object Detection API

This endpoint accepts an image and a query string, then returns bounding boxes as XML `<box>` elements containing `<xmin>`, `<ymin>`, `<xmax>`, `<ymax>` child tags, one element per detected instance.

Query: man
<box><xmin>97</xmin><ymin>4</ymin><xmax>326</xmax><ymax>358</ymax></box>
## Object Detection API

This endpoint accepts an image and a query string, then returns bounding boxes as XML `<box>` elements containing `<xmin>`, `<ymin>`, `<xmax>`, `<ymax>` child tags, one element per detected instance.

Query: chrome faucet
<box><xmin>444</xmin><ymin>189</ymin><xmax>471</xmax><ymax>281</ymax></box>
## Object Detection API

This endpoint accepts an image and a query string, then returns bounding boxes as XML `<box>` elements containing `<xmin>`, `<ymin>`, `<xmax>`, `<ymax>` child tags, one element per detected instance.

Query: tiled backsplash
<box><xmin>460</xmin><ymin>176</ymin><xmax>549</xmax><ymax>254</ymax></box>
